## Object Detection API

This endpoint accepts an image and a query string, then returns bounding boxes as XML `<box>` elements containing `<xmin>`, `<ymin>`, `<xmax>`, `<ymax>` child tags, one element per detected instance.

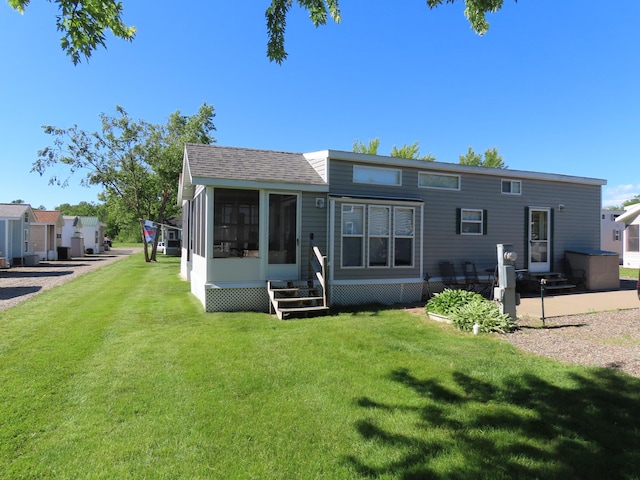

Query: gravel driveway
<box><xmin>505</xmin><ymin>308</ymin><xmax>640</xmax><ymax>378</ymax></box>
<box><xmin>405</xmin><ymin>302</ymin><xmax>640</xmax><ymax>379</ymax></box>
<box><xmin>0</xmin><ymin>248</ymin><xmax>139</xmax><ymax>312</ymax></box>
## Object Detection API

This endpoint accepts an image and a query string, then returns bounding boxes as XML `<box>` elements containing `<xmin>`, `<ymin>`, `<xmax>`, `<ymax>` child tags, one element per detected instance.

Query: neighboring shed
<box><xmin>0</xmin><ymin>203</ymin><xmax>37</xmax><ymax>267</ymax></box>
<box><xmin>79</xmin><ymin>216</ymin><xmax>106</xmax><ymax>253</ymax></box>
<box><xmin>31</xmin><ymin>210</ymin><xmax>65</xmax><ymax>261</ymax></box>
<box><xmin>600</xmin><ymin>209</ymin><xmax>624</xmax><ymax>264</ymax></box>
<box><xmin>61</xmin><ymin>216</ymin><xmax>84</xmax><ymax>258</ymax></box>
<box><xmin>616</xmin><ymin>203</ymin><xmax>640</xmax><ymax>268</ymax></box>
<box><xmin>178</xmin><ymin>144</ymin><xmax>606</xmax><ymax>314</ymax></box>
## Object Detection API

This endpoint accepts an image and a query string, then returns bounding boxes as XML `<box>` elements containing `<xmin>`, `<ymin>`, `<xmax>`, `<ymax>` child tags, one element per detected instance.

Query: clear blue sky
<box><xmin>1</xmin><ymin>0</ymin><xmax>639</xmax><ymax>209</ymax></box>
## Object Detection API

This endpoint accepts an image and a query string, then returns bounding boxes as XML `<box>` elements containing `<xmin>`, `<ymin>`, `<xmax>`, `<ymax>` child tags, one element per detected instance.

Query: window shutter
<box><xmin>483</xmin><ymin>209</ymin><xmax>488</xmax><ymax>235</ymax></box>
<box><xmin>523</xmin><ymin>206</ymin><xmax>530</xmax><ymax>266</ymax></box>
<box><xmin>456</xmin><ymin>208</ymin><xmax>461</xmax><ymax>235</ymax></box>
<box><xmin>549</xmin><ymin>208</ymin><xmax>555</xmax><ymax>270</ymax></box>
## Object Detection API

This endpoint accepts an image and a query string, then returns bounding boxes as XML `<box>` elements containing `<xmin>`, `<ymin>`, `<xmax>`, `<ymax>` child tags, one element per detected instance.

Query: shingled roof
<box><xmin>33</xmin><ymin>210</ymin><xmax>63</xmax><ymax>225</ymax></box>
<box><xmin>184</xmin><ymin>144</ymin><xmax>326</xmax><ymax>187</ymax></box>
<box><xmin>0</xmin><ymin>203</ymin><xmax>33</xmax><ymax>220</ymax></box>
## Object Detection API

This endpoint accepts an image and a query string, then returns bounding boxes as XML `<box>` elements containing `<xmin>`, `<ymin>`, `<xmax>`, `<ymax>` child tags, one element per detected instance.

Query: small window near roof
<box><xmin>418</xmin><ymin>172</ymin><xmax>460</xmax><ymax>190</ymax></box>
<box><xmin>457</xmin><ymin>208</ymin><xmax>486</xmax><ymax>235</ymax></box>
<box><xmin>353</xmin><ymin>165</ymin><xmax>401</xmax><ymax>186</ymax></box>
<box><xmin>501</xmin><ymin>179</ymin><xmax>521</xmax><ymax>195</ymax></box>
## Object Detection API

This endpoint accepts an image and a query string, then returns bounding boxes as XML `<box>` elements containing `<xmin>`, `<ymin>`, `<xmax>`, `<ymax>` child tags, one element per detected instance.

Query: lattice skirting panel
<box><xmin>205</xmin><ymin>287</ymin><xmax>270</xmax><ymax>313</ymax></box>
<box><xmin>423</xmin><ymin>281</ymin><xmax>447</xmax><ymax>299</ymax></box>
<box><xmin>330</xmin><ymin>282</ymin><xmax>423</xmax><ymax>307</ymax></box>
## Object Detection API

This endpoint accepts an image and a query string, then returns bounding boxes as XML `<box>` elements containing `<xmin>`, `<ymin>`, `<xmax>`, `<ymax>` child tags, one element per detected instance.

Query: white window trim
<box><xmin>418</xmin><ymin>172</ymin><xmax>461</xmax><ymax>191</ymax></box>
<box><xmin>353</xmin><ymin>165</ymin><xmax>402</xmax><ymax>186</ymax></box>
<box><xmin>501</xmin><ymin>179</ymin><xmax>522</xmax><ymax>195</ymax></box>
<box><xmin>460</xmin><ymin>208</ymin><xmax>484</xmax><ymax>236</ymax></box>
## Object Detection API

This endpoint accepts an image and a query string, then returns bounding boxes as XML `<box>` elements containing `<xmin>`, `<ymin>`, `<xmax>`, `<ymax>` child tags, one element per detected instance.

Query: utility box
<box><xmin>70</xmin><ymin>236</ymin><xmax>84</xmax><ymax>258</ymax></box>
<box><xmin>566</xmin><ymin>250</ymin><xmax>619</xmax><ymax>291</ymax></box>
<box><xmin>57</xmin><ymin>246</ymin><xmax>71</xmax><ymax>260</ymax></box>
<box><xmin>496</xmin><ymin>243</ymin><xmax>519</xmax><ymax>320</ymax></box>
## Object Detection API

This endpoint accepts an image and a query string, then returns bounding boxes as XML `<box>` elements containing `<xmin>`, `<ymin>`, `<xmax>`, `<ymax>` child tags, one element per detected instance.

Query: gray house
<box><xmin>0</xmin><ymin>203</ymin><xmax>37</xmax><ymax>267</ymax></box>
<box><xmin>178</xmin><ymin>144</ymin><xmax>606</xmax><ymax>314</ymax></box>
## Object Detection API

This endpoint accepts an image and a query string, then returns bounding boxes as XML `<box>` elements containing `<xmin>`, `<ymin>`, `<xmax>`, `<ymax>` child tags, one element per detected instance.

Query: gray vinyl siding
<box><xmin>11</xmin><ymin>219</ymin><xmax>22</xmax><ymax>259</ymax></box>
<box><xmin>300</xmin><ymin>192</ymin><xmax>328</xmax><ymax>280</ymax></box>
<box><xmin>328</xmin><ymin>158</ymin><xmax>602</xmax><ymax>278</ymax></box>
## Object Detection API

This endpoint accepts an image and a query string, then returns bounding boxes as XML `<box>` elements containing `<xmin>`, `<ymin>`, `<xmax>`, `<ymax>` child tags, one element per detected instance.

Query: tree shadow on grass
<box><xmin>348</xmin><ymin>367</ymin><xmax>640</xmax><ymax>479</ymax></box>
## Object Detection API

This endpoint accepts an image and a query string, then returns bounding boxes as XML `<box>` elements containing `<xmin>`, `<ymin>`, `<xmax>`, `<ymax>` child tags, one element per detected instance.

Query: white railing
<box><xmin>308</xmin><ymin>233</ymin><xmax>328</xmax><ymax>307</ymax></box>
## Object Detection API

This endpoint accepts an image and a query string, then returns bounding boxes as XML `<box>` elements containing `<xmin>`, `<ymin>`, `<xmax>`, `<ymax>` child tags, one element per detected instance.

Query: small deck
<box><xmin>520</xmin><ymin>271</ymin><xmax>576</xmax><ymax>294</ymax></box>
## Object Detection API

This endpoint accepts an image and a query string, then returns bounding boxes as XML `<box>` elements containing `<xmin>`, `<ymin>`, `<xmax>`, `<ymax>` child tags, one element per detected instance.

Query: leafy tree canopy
<box><xmin>390</xmin><ymin>142</ymin><xmax>435</xmax><ymax>161</ymax></box>
<box><xmin>56</xmin><ymin>201</ymin><xmax>105</xmax><ymax>217</ymax></box>
<box><xmin>268</xmin><ymin>0</ymin><xmax>514</xmax><ymax>63</ymax></box>
<box><xmin>459</xmin><ymin>146</ymin><xmax>506</xmax><ymax>168</ymax></box>
<box><xmin>353</xmin><ymin>138</ymin><xmax>380</xmax><ymax>155</ymax></box>
<box><xmin>623</xmin><ymin>195</ymin><xmax>640</xmax><ymax>207</ymax></box>
<box><xmin>8</xmin><ymin>0</ymin><xmax>136</xmax><ymax>65</ymax></box>
<box><xmin>33</xmin><ymin>102</ymin><xmax>216</xmax><ymax>261</ymax></box>
<box><xmin>8</xmin><ymin>0</ymin><xmax>513</xmax><ymax>64</ymax></box>
<box><xmin>353</xmin><ymin>138</ymin><xmax>435</xmax><ymax>161</ymax></box>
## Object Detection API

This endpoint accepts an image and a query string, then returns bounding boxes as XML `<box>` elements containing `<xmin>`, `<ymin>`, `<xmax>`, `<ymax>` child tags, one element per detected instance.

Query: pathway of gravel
<box><xmin>505</xmin><ymin>308</ymin><xmax>640</xmax><ymax>378</ymax></box>
<box><xmin>0</xmin><ymin>248</ymin><xmax>138</xmax><ymax>312</ymax></box>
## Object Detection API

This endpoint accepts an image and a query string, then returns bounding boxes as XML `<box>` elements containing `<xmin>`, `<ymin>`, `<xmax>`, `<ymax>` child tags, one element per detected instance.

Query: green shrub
<box><xmin>450</xmin><ymin>299</ymin><xmax>516</xmax><ymax>334</ymax></box>
<box><xmin>426</xmin><ymin>289</ymin><xmax>516</xmax><ymax>334</ymax></box>
<box><xmin>425</xmin><ymin>289</ymin><xmax>485</xmax><ymax>316</ymax></box>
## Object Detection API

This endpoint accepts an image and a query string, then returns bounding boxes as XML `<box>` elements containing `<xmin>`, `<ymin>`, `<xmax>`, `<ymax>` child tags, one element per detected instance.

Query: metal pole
<box><xmin>540</xmin><ymin>278</ymin><xmax>546</xmax><ymax>327</ymax></box>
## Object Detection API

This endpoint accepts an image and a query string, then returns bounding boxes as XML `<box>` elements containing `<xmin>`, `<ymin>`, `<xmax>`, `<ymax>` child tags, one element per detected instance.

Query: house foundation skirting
<box><xmin>201</xmin><ymin>281</ymin><xmax>423</xmax><ymax>313</ymax></box>
<box><xmin>204</xmin><ymin>286</ymin><xmax>270</xmax><ymax>313</ymax></box>
<box><xmin>330</xmin><ymin>281</ymin><xmax>423</xmax><ymax>307</ymax></box>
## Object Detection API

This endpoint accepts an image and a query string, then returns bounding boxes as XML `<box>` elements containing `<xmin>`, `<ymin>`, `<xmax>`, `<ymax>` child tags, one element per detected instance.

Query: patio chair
<box><xmin>461</xmin><ymin>260</ymin><xmax>488</xmax><ymax>294</ymax></box>
<box><xmin>439</xmin><ymin>261</ymin><xmax>463</xmax><ymax>290</ymax></box>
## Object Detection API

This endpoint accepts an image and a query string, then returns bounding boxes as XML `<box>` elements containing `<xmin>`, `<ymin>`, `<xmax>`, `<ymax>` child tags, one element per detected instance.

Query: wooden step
<box><xmin>273</xmin><ymin>296</ymin><xmax>324</xmax><ymax>304</ymax></box>
<box><xmin>276</xmin><ymin>305</ymin><xmax>329</xmax><ymax>320</ymax></box>
<box><xmin>542</xmin><ymin>284</ymin><xmax>576</xmax><ymax>291</ymax></box>
<box><xmin>267</xmin><ymin>279</ymin><xmax>327</xmax><ymax>320</ymax></box>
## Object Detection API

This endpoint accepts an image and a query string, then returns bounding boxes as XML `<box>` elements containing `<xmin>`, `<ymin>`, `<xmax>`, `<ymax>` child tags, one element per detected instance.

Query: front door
<box><xmin>528</xmin><ymin>207</ymin><xmax>551</xmax><ymax>273</ymax></box>
<box><xmin>267</xmin><ymin>193</ymin><xmax>299</xmax><ymax>280</ymax></box>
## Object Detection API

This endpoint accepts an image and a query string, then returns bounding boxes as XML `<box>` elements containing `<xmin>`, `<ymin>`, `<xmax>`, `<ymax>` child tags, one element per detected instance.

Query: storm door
<box><xmin>267</xmin><ymin>193</ymin><xmax>300</xmax><ymax>279</ymax></box>
<box><xmin>528</xmin><ymin>208</ymin><xmax>551</xmax><ymax>273</ymax></box>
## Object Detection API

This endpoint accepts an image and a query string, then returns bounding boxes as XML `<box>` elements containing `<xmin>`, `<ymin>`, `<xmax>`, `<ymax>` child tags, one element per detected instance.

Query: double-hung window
<box><xmin>394</xmin><ymin>207</ymin><xmax>414</xmax><ymax>267</ymax></box>
<box><xmin>458</xmin><ymin>208</ymin><xmax>485</xmax><ymax>235</ymax></box>
<box><xmin>628</xmin><ymin>225</ymin><xmax>639</xmax><ymax>252</ymax></box>
<box><xmin>501</xmin><ymin>179</ymin><xmax>522</xmax><ymax>194</ymax></box>
<box><xmin>342</xmin><ymin>205</ymin><xmax>365</xmax><ymax>267</ymax></box>
<box><xmin>341</xmin><ymin>203</ymin><xmax>416</xmax><ymax>268</ymax></box>
<box><xmin>368</xmin><ymin>206</ymin><xmax>390</xmax><ymax>267</ymax></box>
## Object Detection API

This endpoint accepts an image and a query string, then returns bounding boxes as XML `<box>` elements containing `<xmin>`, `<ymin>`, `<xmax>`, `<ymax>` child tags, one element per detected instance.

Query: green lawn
<box><xmin>2</xmin><ymin>254</ymin><xmax>640</xmax><ymax>479</ymax></box>
<box><xmin>620</xmin><ymin>267</ymin><xmax>640</xmax><ymax>280</ymax></box>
